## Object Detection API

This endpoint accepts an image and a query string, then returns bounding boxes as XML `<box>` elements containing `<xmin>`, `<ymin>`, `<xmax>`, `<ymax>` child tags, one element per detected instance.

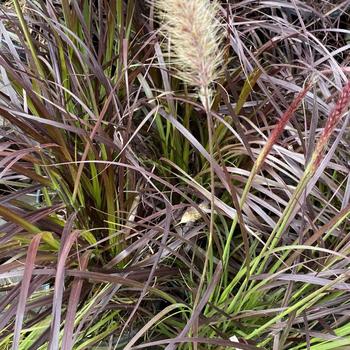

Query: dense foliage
<box><xmin>0</xmin><ymin>1</ymin><xmax>349</xmax><ymax>349</ymax></box>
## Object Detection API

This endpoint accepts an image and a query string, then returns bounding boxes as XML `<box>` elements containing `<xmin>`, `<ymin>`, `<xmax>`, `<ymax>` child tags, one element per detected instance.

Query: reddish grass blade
<box><xmin>65</xmin><ymin>270</ymin><xmax>159</xmax><ymax>288</ymax></box>
<box><xmin>12</xmin><ymin>233</ymin><xmax>43</xmax><ymax>350</ymax></box>
<box><xmin>61</xmin><ymin>251</ymin><xmax>91</xmax><ymax>350</ymax></box>
<box><xmin>48</xmin><ymin>229</ymin><xmax>81</xmax><ymax>350</ymax></box>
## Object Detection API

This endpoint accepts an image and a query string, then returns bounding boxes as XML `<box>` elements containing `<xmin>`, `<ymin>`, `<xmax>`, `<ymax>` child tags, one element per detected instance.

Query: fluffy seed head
<box><xmin>154</xmin><ymin>0</ymin><xmax>224</xmax><ymax>94</ymax></box>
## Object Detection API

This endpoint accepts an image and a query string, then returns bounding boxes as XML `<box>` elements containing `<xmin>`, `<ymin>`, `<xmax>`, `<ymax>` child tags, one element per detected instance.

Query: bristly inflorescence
<box><xmin>311</xmin><ymin>80</ymin><xmax>350</xmax><ymax>169</ymax></box>
<box><xmin>154</xmin><ymin>0</ymin><xmax>224</xmax><ymax>99</ymax></box>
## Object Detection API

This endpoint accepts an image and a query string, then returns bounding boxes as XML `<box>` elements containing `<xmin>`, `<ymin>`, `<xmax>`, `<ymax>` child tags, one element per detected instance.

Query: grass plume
<box><xmin>311</xmin><ymin>80</ymin><xmax>350</xmax><ymax>170</ymax></box>
<box><xmin>154</xmin><ymin>0</ymin><xmax>224</xmax><ymax>99</ymax></box>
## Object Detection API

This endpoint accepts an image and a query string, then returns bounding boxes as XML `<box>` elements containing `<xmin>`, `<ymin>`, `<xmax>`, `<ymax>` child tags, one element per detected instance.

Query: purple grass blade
<box><xmin>61</xmin><ymin>251</ymin><xmax>90</xmax><ymax>350</ymax></box>
<box><xmin>12</xmin><ymin>233</ymin><xmax>42</xmax><ymax>350</ymax></box>
<box><xmin>48</xmin><ymin>230</ymin><xmax>80</xmax><ymax>350</ymax></box>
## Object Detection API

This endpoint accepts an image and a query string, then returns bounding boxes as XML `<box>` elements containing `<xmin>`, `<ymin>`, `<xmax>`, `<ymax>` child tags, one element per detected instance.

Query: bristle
<box><xmin>154</xmin><ymin>0</ymin><xmax>224</xmax><ymax>94</ymax></box>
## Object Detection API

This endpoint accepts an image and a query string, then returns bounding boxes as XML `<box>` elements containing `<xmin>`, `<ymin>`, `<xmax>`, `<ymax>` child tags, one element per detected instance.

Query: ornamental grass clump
<box><xmin>2</xmin><ymin>0</ymin><xmax>350</xmax><ymax>348</ymax></box>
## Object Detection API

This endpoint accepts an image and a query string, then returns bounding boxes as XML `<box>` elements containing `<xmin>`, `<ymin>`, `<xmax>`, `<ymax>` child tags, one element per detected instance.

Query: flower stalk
<box><xmin>252</xmin><ymin>80</ymin><xmax>350</xmax><ymax>278</ymax></box>
<box><xmin>154</xmin><ymin>0</ymin><xmax>224</xmax><ymax>347</ymax></box>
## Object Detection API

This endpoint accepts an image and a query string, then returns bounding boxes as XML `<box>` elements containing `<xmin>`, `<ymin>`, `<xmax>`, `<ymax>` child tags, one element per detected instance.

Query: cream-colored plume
<box><xmin>154</xmin><ymin>0</ymin><xmax>224</xmax><ymax>97</ymax></box>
